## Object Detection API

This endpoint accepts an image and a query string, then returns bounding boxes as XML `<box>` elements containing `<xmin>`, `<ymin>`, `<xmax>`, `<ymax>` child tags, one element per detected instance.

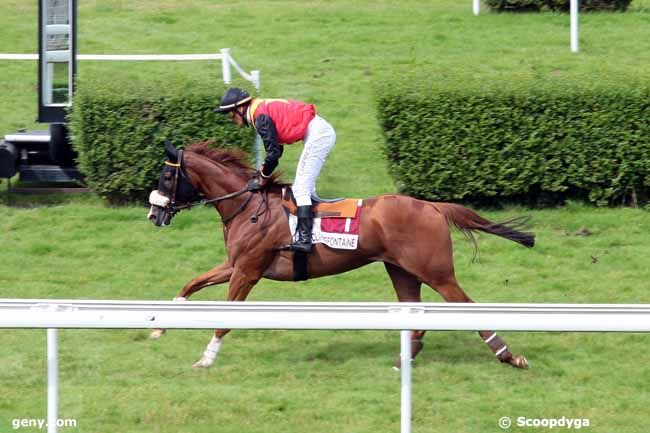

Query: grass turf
<box><xmin>1</xmin><ymin>201</ymin><xmax>650</xmax><ymax>432</ymax></box>
<box><xmin>2</xmin><ymin>1</ymin><xmax>650</xmax><ymax>432</ymax></box>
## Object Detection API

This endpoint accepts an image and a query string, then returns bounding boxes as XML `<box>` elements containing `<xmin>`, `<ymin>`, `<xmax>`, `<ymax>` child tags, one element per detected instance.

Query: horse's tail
<box><xmin>433</xmin><ymin>202</ymin><xmax>535</xmax><ymax>248</ymax></box>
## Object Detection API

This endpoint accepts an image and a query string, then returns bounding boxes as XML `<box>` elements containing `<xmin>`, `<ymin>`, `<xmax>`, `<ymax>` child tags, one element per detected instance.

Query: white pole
<box><xmin>47</xmin><ymin>329</ymin><xmax>58</xmax><ymax>433</ymax></box>
<box><xmin>473</xmin><ymin>0</ymin><xmax>480</xmax><ymax>16</ymax></box>
<box><xmin>570</xmin><ymin>0</ymin><xmax>579</xmax><ymax>53</ymax></box>
<box><xmin>250</xmin><ymin>70</ymin><xmax>263</xmax><ymax>168</ymax></box>
<box><xmin>251</xmin><ymin>70</ymin><xmax>260</xmax><ymax>91</ymax></box>
<box><xmin>254</xmin><ymin>133</ymin><xmax>263</xmax><ymax>169</ymax></box>
<box><xmin>45</xmin><ymin>63</ymin><xmax>53</xmax><ymax>105</ymax></box>
<box><xmin>400</xmin><ymin>330</ymin><xmax>412</xmax><ymax>433</ymax></box>
<box><xmin>220</xmin><ymin>48</ymin><xmax>231</xmax><ymax>84</ymax></box>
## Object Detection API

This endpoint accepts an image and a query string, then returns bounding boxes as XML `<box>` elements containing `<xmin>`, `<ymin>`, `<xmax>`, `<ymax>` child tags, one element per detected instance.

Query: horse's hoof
<box><xmin>393</xmin><ymin>341</ymin><xmax>422</xmax><ymax>370</ymax></box>
<box><xmin>511</xmin><ymin>355</ymin><xmax>529</xmax><ymax>369</ymax></box>
<box><xmin>393</xmin><ymin>358</ymin><xmax>414</xmax><ymax>371</ymax></box>
<box><xmin>192</xmin><ymin>357</ymin><xmax>214</xmax><ymax>369</ymax></box>
<box><xmin>150</xmin><ymin>329</ymin><xmax>166</xmax><ymax>339</ymax></box>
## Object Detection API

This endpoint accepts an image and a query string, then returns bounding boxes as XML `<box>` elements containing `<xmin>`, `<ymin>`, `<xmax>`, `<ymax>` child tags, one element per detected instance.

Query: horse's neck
<box><xmin>184</xmin><ymin>154</ymin><xmax>259</xmax><ymax>224</ymax></box>
<box><xmin>186</xmin><ymin>154</ymin><xmax>246</xmax><ymax>197</ymax></box>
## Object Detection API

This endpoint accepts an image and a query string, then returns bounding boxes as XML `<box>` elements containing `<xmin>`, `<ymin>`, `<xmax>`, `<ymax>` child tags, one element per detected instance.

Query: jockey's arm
<box><xmin>255</xmin><ymin>114</ymin><xmax>284</xmax><ymax>177</ymax></box>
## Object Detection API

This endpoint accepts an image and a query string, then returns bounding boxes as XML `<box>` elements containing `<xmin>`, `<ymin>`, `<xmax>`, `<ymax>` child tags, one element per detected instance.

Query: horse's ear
<box><xmin>164</xmin><ymin>140</ymin><xmax>179</xmax><ymax>162</ymax></box>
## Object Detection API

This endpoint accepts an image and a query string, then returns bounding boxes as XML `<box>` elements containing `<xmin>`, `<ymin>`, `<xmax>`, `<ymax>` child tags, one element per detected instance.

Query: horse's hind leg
<box><xmin>384</xmin><ymin>263</ymin><xmax>426</xmax><ymax>369</ymax></box>
<box><xmin>430</xmin><ymin>277</ymin><xmax>528</xmax><ymax>369</ymax></box>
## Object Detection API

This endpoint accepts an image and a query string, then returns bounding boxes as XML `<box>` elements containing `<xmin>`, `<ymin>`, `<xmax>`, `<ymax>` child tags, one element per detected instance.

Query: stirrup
<box><xmin>291</xmin><ymin>241</ymin><xmax>313</xmax><ymax>254</ymax></box>
<box><xmin>278</xmin><ymin>241</ymin><xmax>313</xmax><ymax>253</ymax></box>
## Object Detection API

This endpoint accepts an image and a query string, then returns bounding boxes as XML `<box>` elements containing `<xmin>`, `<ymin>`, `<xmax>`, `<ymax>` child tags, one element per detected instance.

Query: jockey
<box><xmin>215</xmin><ymin>87</ymin><xmax>336</xmax><ymax>254</ymax></box>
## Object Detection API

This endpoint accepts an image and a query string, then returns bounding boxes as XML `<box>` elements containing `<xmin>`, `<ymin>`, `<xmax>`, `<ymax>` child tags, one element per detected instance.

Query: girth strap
<box><xmin>293</xmin><ymin>254</ymin><xmax>309</xmax><ymax>281</ymax></box>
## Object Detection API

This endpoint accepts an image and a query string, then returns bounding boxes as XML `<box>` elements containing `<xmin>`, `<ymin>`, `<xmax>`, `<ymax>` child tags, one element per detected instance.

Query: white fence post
<box><xmin>400</xmin><ymin>330</ymin><xmax>413</xmax><ymax>433</ymax></box>
<box><xmin>251</xmin><ymin>70</ymin><xmax>260</xmax><ymax>92</ymax></box>
<box><xmin>571</xmin><ymin>0</ymin><xmax>579</xmax><ymax>52</ymax></box>
<box><xmin>473</xmin><ymin>0</ymin><xmax>480</xmax><ymax>16</ymax></box>
<box><xmin>47</xmin><ymin>328</ymin><xmax>58</xmax><ymax>433</ymax></box>
<box><xmin>220</xmin><ymin>48</ymin><xmax>232</xmax><ymax>84</ymax></box>
<box><xmin>250</xmin><ymin>70</ymin><xmax>262</xmax><ymax>168</ymax></box>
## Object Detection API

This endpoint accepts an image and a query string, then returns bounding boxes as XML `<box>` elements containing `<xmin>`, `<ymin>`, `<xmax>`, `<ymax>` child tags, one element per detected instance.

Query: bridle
<box><xmin>163</xmin><ymin>150</ymin><xmax>268</xmax><ymax>225</ymax></box>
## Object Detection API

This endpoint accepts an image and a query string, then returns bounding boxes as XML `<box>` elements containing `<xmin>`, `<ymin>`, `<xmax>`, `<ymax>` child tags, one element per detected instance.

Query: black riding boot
<box><xmin>290</xmin><ymin>205</ymin><xmax>313</xmax><ymax>254</ymax></box>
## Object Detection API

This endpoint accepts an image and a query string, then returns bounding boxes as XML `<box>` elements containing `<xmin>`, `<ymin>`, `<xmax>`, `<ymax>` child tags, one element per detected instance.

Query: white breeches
<box><xmin>293</xmin><ymin>115</ymin><xmax>336</xmax><ymax>207</ymax></box>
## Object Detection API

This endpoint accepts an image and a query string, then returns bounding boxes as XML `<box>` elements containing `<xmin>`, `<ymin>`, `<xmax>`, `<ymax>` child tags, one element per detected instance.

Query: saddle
<box><xmin>281</xmin><ymin>188</ymin><xmax>359</xmax><ymax>218</ymax></box>
<box><xmin>280</xmin><ymin>187</ymin><xmax>363</xmax><ymax>282</ymax></box>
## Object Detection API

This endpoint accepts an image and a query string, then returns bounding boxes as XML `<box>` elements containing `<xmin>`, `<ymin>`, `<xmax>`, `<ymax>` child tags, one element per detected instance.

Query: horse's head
<box><xmin>147</xmin><ymin>141</ymin><xmax>203</xmax><ymax>227</ymax></box>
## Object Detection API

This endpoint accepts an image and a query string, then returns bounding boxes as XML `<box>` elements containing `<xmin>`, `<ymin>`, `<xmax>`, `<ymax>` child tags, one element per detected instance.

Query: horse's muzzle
<box><xmin>147</xmin><ymin>190</ymin><xmax>173</xmax><ymax>227</ymax></box>
<box><xmin>147</xmin><ymin>205</ymin><xmax>173</xmax><ymax>227</ymax></box>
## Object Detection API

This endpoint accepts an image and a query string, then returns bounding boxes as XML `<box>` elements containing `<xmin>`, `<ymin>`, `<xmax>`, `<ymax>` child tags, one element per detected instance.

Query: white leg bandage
<box><xmin>193</xmin><ymin>336</ymin><xmax>222</xmax><ymax>368</ymax></box>
<box><xmin>204</xmin><ymin>336</ymin><xmax>222</xmax><ymax>359</ymax></box>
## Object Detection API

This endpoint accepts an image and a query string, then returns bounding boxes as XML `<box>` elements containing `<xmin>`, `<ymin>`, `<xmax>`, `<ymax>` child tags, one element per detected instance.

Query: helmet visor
<box><xmin>214</xmin><ymin>96</ymin><xmax>252</xmax><ymax>113</ymax></box>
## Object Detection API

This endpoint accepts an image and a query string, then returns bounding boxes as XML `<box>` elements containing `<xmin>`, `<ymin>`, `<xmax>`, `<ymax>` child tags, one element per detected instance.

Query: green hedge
<box><xmin>376</xmin><ymin>77</ymin><xmax>650</xmax><ymax>207</ymax></box>
<box><xmin>69</xmin><ymin>77</ymin><xmax>253</xmax><ymax>203</ymax></box>
<box><xmin>484</xmin><ymin>0</ymin><xmax>632</xmax><ymax>12</ymax></box>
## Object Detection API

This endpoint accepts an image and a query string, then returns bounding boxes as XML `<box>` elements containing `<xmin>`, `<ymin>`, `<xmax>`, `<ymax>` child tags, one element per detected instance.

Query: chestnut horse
<box><xmin>147</xmin><ymin>142</ymin><xmax>534</xmax><ymax>369</ymax></box>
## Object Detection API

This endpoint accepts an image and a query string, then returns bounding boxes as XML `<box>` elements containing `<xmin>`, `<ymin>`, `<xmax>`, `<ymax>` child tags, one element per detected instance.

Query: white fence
<box><xmin>0</xmin><ymin>47</ymin><xmax>264</xmax><ymax>165</ymax></box>
<box><xmin>0</xmin><ymin>47</ymin><xmax>260</xmax><ymax>91</ymax></box>
<box><xmin>2</xmin><ymin>300</ymin><xmax>650</xmax><ymax>433</ymax></box>
<box><xmin>473</xmin><ymin>0</ymin><xmax>581</xmax><ymax>52</ymax></box>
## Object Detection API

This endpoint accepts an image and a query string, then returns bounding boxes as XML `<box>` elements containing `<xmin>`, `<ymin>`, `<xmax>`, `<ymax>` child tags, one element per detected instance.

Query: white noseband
<box><xmin>149</xmin><ymin>190</ymin><xmax>170</xmax><ymax>207</ymax></box>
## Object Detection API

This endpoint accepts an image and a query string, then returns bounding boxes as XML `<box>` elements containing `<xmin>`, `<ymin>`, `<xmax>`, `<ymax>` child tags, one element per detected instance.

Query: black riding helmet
<box><xmin>215</xmin><ymin>87</ymin><xmax>252</xmax><ymax>113</ymax></box>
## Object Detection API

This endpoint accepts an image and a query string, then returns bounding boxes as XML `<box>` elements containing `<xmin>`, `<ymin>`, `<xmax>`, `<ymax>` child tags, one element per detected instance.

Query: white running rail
<box><xmin>0</xmin><ymin>47</ymin><xmax>263</xmax><ymax>164</ymax></box>
<box><xmin>473</xmin><ymin>0</ymin><xmax>580</xmax><ymax>52</ymax></box>
<box><xmin>2</xmin><ymin>300</ymin><xmax>650</xmax><ymax>433</ymax></box>
<box><xmin>0</xmin><ymin>48</ymin><xmax>259</xmax><ymax>89</ymax></box>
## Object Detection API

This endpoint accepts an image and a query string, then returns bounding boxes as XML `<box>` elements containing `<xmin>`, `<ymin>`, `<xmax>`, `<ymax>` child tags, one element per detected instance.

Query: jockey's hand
<box><xmin>248</xmin><ymin>171</ymin><xmax>268</xmax><ymax>192</ymax></box>
<box><xmin>257</xmin><ymin>169</ymin><xmax>271</xmax><ymax>186</ymax></box>
<box><xmin>248</xmin><ymin>175</ymin><xmax>263</xmax><ymax>192</ymax></box>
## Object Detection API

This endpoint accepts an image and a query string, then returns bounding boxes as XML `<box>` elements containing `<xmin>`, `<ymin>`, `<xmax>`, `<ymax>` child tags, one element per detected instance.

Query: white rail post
<box><xmin>251</xmin><ymin>70</ymin><xmax>260</xmax><ymax>92</ymax></box>
<box><xmin>400</xmin><ymin>330</ymin><xmax>412</xmax><ymax>433</ymax></box>
<box><xmin>250</xmin><ymin>70</ymin><xmax>263</xmax><ymax>168</ymax></box>
<box><xmin>47</xmin><ymin>328</ymin><xmax>58</xmax><ymax>433</ymax></box>
<box><xmin>570</xmin><ymin>0</ymin><xmax>579</xmax><ymax>53</ymax></box>
<box><xmin>473</xmin><ymin>0</ymin><xmax>480</xmax><ymax>16</ymax></box>
<box><xmin>220</xmin><ymin>48</ymin><xmax>232</xmax><ymax>84</ymax></box>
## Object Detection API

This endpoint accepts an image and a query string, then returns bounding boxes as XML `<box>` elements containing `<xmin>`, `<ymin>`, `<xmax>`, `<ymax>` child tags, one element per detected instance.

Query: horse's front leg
<box><xmin>176</xmin><ymin>260</ymin><xmax>233</xmax><ymax>300</ymax></box>
<box><xmin>150</xmin><ymin>261</ymin><xmax>233</xmax><ymax>339</ymax></box>
<box><xmin>192</xmin><ymin>266</ymin><xmax>262</xmax><ymax>368</ymax></box>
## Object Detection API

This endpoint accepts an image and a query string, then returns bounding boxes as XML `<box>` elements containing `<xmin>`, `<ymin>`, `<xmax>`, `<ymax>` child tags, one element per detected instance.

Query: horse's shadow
<box><xmin>254</xmin><ymin>332</ymin><xmax>494</xmax><ymax>367</ymax></box>
<box><xmin>300</xmin><ymin>340</ymin><xmax>391</xmax><ymax>363</ymax></box>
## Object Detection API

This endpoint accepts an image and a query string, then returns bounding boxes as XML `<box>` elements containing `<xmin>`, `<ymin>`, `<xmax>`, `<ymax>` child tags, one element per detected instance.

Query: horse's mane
<box><xmin>185</xmin><ymin>141</ymin><xmax>286</xmax><ymax>186</ymax></box>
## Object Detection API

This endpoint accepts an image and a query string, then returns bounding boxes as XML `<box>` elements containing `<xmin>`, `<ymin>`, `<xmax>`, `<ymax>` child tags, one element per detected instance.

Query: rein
<box><xmin>166</xmin><ymin>154</ymin><xmax>266</xmax><ymax>225</ymax></box>
<box><xmin>171</xmin><ymin>186</ymin><xmax>250</xmax><ymax>211</ymax></box>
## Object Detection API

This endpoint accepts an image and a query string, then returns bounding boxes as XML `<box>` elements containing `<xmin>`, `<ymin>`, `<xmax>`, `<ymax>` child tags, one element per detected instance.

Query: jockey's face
<box><xmin>228</xmin><ymin>106</ymin><xmax>247</xmax><ymax>127</ymax></box>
